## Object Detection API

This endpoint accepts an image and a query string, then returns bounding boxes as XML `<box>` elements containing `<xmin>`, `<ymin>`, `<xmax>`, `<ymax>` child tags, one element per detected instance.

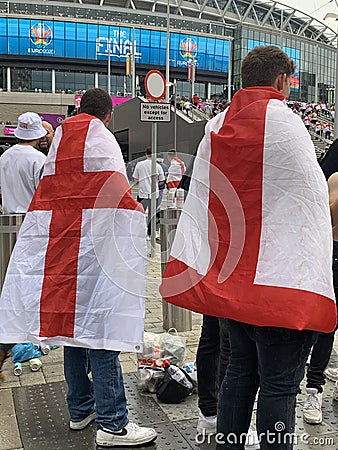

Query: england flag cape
<box><xmin>0</xmin><ymin>113</ymin><xmax>147</xmax><ymax>352</ymax></box>
<box><xmin>160</xmin><ymin>87</ymin><xmax>336</xmax><ymax>333</ymax></box>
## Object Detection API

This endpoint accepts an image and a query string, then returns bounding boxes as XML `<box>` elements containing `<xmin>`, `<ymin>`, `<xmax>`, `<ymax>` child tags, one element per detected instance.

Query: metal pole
<box><xmin>315</xmin><ymin>44</ymin><xmax>318</xmax><ymax>103</ymax></box>
<box><xmin>132</xmin><ymin>27</ymin><xmax>136</xmax><ymax>98</ymax></box>
<box><xmin>227</xmin><ymin>39</ymin><xmax>233</xmax><ymax>103</ymax></box>
<box><xmin>150</xmin><ymin>122</ymin><xmax>158</xmax><ymax>257</ymax></box>
<box><xmin>191</xmin><ymin>59</ymin><xmax>195</xmax><ymax>103</ymax></box>
<box><xmin>174</xmin><ymin>82</ymin><xmax>177</xmax><ymax>151</ymax></box>
<box><xmin>107</xmin><ymin>38</ymin><xmax>111</xmax><ymax>95</ymax></box>
<box><xmin>335</xmin><ymin>34</ymin><xmax>338</xmax><ymax>139</ymax></box>
<box><xmin>165</xmin><ymin>0</ymin><xmax>170</xmax><ymax>102</ymax></box>
<box><xmin>280</xmin><ymin>9</ymin><xmax>283</xmax><ymax>49</ymax></box>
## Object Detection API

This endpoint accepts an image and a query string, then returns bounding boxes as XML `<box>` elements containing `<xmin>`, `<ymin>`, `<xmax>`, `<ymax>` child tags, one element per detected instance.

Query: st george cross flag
<box><xmin>160</xmin><ymin>87</ymin><xmax>337</xmax><ymax>333</ymax></box>
<box><xmin>0</xmin><ymin>113</ymin><xmax>147</xmax><ymax>352</ymax></box>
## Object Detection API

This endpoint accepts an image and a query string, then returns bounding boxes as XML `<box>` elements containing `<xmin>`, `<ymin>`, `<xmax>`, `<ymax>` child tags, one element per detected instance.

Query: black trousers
<box><xmin>306</xmin><ymin>241</ymin><xmax>338</xmax><ymax>392</ymax></box>
<box><xmin>196</xmin><ymin>315</ymin><xmax>230</xmax><ymax>417</ymax></box>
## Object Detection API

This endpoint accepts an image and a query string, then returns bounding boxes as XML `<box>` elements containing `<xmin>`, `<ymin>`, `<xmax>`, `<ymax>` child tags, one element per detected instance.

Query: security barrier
<box><xmin>159</xmin><ymin>208</ymin><xmax>192</xmax><ymax>332</ymax></box>
<box><xmin>0</xmin><ymin>214</ymin><xmax>24</xmax><ymax>289</ymax></box>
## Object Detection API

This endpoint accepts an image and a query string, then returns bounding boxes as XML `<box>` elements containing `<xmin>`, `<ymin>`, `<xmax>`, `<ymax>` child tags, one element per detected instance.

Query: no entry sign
<box><xmin>144</xmin><ymin>70</ymin><xmax>166</xmax><ymax>101</ymax></box>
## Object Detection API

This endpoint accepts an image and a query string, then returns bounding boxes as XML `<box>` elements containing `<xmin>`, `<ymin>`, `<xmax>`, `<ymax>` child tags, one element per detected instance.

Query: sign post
<box><xmin>143</xmin><ymin>70</ymin><xmax>169</xmax><ymax>256</ymax></box>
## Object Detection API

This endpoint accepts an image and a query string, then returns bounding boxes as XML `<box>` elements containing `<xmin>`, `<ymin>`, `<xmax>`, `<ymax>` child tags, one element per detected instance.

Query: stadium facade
<box><xmin>0</xmin><ymin>0</ymin><xmax>337</xmax><ymax>120</ymax></box>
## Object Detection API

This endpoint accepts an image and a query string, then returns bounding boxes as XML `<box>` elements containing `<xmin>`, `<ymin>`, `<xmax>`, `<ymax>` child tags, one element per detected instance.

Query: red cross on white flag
<box><xmin>0</xmin><ymin>114</ymin><xmax>147</xmax><ymax>352</ymax></box>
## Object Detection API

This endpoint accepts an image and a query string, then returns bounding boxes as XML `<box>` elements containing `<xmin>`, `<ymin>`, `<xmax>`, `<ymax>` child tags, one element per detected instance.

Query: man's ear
<box><xmin>103</xmin><ymin>111</ymin><xmax>113</xmax><ymax>127</ymax></box>
<box><xmin>274</xmin><ymin>73</ymin><xmax>286</xmax><ymax>92</ymax></box>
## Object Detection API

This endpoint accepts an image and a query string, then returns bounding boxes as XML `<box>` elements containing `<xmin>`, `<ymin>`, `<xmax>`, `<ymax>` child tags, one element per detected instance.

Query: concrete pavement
<box><xmin>1</xmin><ymin>243</ymin><xmax>338</xmax><ymax>449</ymax></box>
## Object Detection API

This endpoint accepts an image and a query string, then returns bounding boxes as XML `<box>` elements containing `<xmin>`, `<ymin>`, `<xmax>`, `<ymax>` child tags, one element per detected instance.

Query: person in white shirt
<box><xmin>0</xmin><ymin>111</ymin><xmax>47</xmax><ymax>382</ymax></box>
<box><xmin>133</xmin><ymin>147</ymin><xmax>165</xmax><ymax>238</ymax></box>
<box><xmin>0</xmin><ymin>112</ymin><xmax>47</xmax><ymax>214</ymax></box>
<box><xmin>184</xmin><ymin>99</ymin><xmax>191</xmax><ymax>117</ymax></box>
<box><xmin>167</xmin><ymin>149</ymin><xmax>186</xmax><ymax>189</ymax></box>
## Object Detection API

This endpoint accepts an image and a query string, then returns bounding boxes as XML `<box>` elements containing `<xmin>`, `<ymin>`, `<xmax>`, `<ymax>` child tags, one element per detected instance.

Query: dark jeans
<box><xmin>306</xmin><ymin>240</ymin><xmax>338</xmax><ymax>392</ymax></box>
<box><xmin>137</xmin><ymin>196</ymin><xmax>161</xmax><ymax>235</ymax></box>
<box><xmin>217</xmin><ymin>319</ymin><xmax>317</xmax><ymax>450</ymax></box>
<box><xmin>137</xmin><ymin>197</ymin><xmax>152</xmax><ymax>236</ymax></box>
<box><xmin>196</xmin><ymin>315</ymin><xmax>230</xmax><ymax>417</ymax></box>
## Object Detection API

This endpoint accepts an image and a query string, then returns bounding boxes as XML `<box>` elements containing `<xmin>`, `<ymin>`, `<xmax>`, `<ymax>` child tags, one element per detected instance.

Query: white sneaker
<box><xmin>96</xmin><ymin>421</ymin><xmax>157</xmax><ymax>447</ymax></box>
<box><xmin>245</xmin><ymin>427</ymin><xmax>260</xmax><ymax>450</ymax></box>
<box><xmin>196</xmin><ymin>411</ymin><xmax>217</xmax><ymax>435</ymax></box>
<box><xmin>325</xmin><ymin>367</ymin><xmax>338</xmax><ymax>382</ymax></box>
<box><xmin>333</xmin><ymin>381</ymin><xmax>338</xmax><ymax>402</ymax></box>
<box><xmin>303</xmin><ymin>388</ymin><xmax>323</xmax><ymax>424</ymax></box>
<box><xmin>70</xmin><ymin>411</ymin><xmax>96</xmax><ymax>430</ymax></box>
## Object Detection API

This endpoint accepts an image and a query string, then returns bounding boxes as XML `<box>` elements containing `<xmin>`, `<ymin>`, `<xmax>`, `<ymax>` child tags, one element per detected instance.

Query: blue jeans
<box><xmin>64</xmin><ymin>347</ymin><xmax>128</xmax><ymax>431</ymax></box>
<box><xmin>217</xmin><ymin>319</ymin><xmax>317</xmax><ymax>450</ymax></box>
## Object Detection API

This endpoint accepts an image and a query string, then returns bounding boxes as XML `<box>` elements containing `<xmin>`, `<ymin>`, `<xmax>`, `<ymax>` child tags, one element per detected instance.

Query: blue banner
<box><xmin>0</xmin><ymin>18</ymin><xmax>229</xmax><ymax>73</ymax></box>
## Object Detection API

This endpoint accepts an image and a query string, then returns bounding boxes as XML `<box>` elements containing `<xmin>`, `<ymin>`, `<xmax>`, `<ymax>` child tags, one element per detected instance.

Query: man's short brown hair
<box><xmin>80</xmin><ymin>88</ymin><xmax>112</xmax><ymax>120</ymax></box>
<box><xmin>241</xmin><ymin>46</ymin><xmax>295</xmax><ymax>88</ymax></box>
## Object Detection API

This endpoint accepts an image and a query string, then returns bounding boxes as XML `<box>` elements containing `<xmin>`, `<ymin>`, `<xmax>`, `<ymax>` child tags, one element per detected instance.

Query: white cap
<box><xmin>14</xmin><ymin>112</ymin><xmax>47</xmax><ymax>140</ymax></box>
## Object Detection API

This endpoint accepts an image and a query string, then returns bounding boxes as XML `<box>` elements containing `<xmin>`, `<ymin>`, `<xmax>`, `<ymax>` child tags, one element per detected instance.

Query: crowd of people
<box><xmin>170</xmin><ymin>93</ymin><xmax>229</xmax><ymax>119</ymax></box>
<box><xmin>0</xmin><ymin>45</ymin><xmax>338</xmax><ymax>450</ymax></box>
<box><xmin>287</xmin><ymin>100</ymin><xmax>335</xmax><ymax>140</ymax></box>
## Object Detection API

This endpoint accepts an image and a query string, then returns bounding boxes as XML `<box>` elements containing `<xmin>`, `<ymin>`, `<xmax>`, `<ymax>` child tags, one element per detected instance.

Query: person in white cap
<box><xmin>0</xmin><ymin>112</ymin><xmax>47</xmax><ymax>214</ymax></box>
<box><xmin>0</xmin><ymin>112</ymin><xmax>47</xmax><ymax>381</ymax></box>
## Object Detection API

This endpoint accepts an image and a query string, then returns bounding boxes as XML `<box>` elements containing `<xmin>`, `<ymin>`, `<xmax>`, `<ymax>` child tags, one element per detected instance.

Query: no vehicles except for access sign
<box><xmin>140</xmin><ymin>103</ymin><xmax>171</xmax><ymax>122</ymax></box>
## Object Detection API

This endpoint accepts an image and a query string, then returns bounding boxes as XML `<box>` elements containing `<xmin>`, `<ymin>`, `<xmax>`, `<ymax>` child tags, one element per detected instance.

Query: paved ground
<box><xmin>1</xmin><ymin>243</ymin><xmax>338</xmax><ymax>449</ymax></box>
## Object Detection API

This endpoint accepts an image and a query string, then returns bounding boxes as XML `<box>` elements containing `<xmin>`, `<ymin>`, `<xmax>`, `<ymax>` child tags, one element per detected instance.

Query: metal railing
<box><xmin>0</xmin><ymin>214</ymin><xmax>24</xmax><ymax>289</ymax></box>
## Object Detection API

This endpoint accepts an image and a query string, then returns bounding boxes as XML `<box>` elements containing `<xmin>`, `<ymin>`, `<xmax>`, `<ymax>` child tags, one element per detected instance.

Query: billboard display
<box><xmin>0</xmin><ymin>18</ymin><xmax>229</xmax><ymax>73</ymax></box>
<box><xmin>247</xmin><ymin>40</ymin><xmax>300</xmax><ymax>92</ymax></box>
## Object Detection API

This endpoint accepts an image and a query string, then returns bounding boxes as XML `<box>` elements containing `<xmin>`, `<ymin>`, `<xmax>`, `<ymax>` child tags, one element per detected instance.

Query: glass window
<box><xmin>8</xmin><ymin>19</ymin><xmax>18</xmax><ymax>36</ymax></box>
<box><xmin>65</xmin><ymin>22</ymin><xmax>76</xmax><ymax>40</ymax></box>
<box><xmin>65</xmin><ymin>40</ymin><xmax>76</xmax><ymax>58</ymax></box>
<box><xmin>87</xmin><ymin>24</ymin><xmax>98</xmax><ymax>42</ymax></box>
<box><xmin>76</xmin><ymin>23</ymin><xmax>87</xmax><ymax>41</ymax></box>
<box><xmin>54</xmin><ymin>39</ymin><xmax>65</xmax><ymax>57</ymax></box>
<box><xmin>77</xmin><ymin>41</ymin><xmax>87</xmax><ymax>59</ymax></box>
<box><xmin>54</xmin><ymin>21</ymin><xmax>64</xmax><ymax>40</ymax></box>
<box><xmin>10</xmin><ymin>67</ymin><xmax>51</xmax><ymax>92</ymax></box>
<box><xmin>56</xmin><ymin>70</ymin><xmax>94</xmax><ymax>92</ymax></box>
<box><xmin>31</xmin><ymin>69</ymin><xmax>52</xmax><ymax>92</ymax></box>
<box><xmin>0</xmin><ymin>18</ymin><xmax>6</xmax><ymax>37</ymax></box>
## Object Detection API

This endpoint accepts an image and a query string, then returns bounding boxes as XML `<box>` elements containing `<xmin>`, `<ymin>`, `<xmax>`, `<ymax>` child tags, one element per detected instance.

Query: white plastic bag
<box><xmin>138</xmin><ymin>328</ymin><xmax>186</xmax><ymax>368</ymax></box>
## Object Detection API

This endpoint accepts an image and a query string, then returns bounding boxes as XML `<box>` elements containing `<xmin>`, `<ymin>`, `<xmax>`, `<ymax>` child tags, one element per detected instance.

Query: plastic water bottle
<box><xmin>167</xmin><ymin>365</ymin><xmax>193</xmax><ymax>389</ymax></box>
<box><xmin>183</xmin><ymin>362</ymin><xmax>197</xmax><ymax>384</ymax></box>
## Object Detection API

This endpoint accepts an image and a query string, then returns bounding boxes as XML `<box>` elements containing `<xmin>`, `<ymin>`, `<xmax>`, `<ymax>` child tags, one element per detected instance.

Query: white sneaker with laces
<box><xmin>70</xmin><ymin>411</ymin><xmax>96</xmax><ymax>430</ymax></box>
<box><xmin>196</xmin><ymin>411</ymin><xmax>217</xmax><ymax>435</ymax></box>
<box><xmin>245</xmin><ymin>427</ymin><xmax>260</xmax><ymax>450</ymax></box>
<box><xmin>325</xmin><ymin>367</ymin><xmax>338</xmax><ymax>382</ymax></box>
<box><xmin>303</xmin><ymin>388</ymin><xmax>323</xmax><ymax>424</ymax></box>
<box><xmin>96</xmin><ymin>421</ymin><xmax>157</xmax><ymax>447</ymax></box>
